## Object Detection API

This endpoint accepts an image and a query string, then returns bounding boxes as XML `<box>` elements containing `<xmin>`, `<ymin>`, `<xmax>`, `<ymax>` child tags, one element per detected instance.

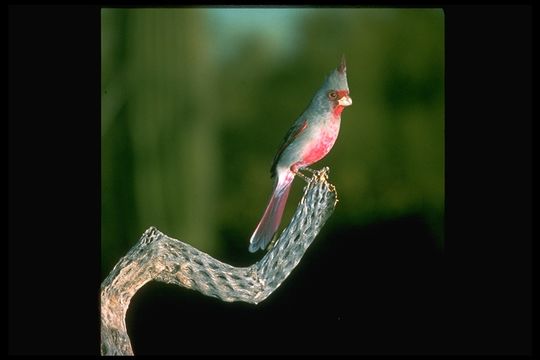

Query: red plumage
<box><xmin>249</xmin><ymin>56</ymin><xmax>352</xmax><ymax>252</ymax></box>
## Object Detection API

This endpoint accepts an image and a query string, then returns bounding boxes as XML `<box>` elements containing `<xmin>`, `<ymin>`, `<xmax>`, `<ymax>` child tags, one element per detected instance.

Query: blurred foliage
<box><xmin>101</xmin><ymin>8</ymin><xmax>444</xmax><ymax>277</ymax></box>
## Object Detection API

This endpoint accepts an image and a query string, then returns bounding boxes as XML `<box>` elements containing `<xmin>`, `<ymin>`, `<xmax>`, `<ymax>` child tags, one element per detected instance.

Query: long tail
<box><xmin>249</xmin><ymin>171</ymin><xmax>294</xmax><ymax>253</ymax></box>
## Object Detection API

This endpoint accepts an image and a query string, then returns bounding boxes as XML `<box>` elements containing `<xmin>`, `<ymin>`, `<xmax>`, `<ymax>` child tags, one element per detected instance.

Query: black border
<box><xmin>9</xmin><ymin>5</ymin><xmax>101</xmax><ymax>355</ymax></box>
<box><xmin>8</xmin><ymin>5</ymin><xmax>531</xmax><ymax>356</ymax></box>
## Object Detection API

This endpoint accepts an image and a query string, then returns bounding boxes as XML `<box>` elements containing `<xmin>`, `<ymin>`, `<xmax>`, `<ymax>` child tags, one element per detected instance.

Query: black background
<box><xmin>9</xmin><ymin>5</ymin><xmax>531</xmax><ymax>356</ymax></box>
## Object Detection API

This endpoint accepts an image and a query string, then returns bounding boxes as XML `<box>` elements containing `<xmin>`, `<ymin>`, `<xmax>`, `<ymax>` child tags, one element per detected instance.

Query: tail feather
<box><xmin>249</xmin><ymin>176</ymin><xmax>293</xmax><ymax>253</ymax></box>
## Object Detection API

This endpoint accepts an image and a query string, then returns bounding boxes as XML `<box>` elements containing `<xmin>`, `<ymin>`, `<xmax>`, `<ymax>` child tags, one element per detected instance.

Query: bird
<box><xmin>248</xmin><ymin>55</ymin><xmax>352</xmax><ymax>253</ymax></box>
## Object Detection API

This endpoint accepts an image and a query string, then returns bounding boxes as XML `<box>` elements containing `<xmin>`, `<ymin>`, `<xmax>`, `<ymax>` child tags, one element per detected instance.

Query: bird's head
<box><xmin>312</xmin><ymin>55</ymin><xmax>352</xmax><ymax>117</ymax></box>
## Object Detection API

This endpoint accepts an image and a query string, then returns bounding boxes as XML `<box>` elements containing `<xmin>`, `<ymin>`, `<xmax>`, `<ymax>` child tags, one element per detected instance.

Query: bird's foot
<box><xmin>291</xmin><ymin>164</ymin><xmax>312</xmax><ymax>183</ymax></box>
<box><xmin>295</xmin><ymin>170</ymin><xmax>312</xmax><ymax>183</ymax></box>
<box><xmin>301</xmin><ymin>166</ymin><xmax>317</xmax><ymax>174</ymax></box>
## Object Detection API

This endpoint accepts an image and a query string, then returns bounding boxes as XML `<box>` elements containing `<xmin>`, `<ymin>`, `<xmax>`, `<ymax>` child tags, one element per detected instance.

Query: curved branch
<box><xmin>100</xmin><ymin>167</ymin><xmax>338</xmax><ymax>355</ymax></box>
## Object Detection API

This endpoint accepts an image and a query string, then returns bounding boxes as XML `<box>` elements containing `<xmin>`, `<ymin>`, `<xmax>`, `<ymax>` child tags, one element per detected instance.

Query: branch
<box><xmin>100</xmin><ymin>167</ymin><xmax>338</xmax><ymax>355</ymax></box>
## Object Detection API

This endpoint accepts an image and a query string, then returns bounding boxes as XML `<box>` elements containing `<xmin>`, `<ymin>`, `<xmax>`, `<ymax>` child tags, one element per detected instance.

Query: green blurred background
<box><xmin>101</xmin><ymin>8</ymin><xmax>444</xmax><ymax>277</ymax></box>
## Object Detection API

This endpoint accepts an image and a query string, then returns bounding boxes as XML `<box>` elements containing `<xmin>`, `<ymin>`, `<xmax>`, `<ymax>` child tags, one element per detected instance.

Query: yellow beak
<box><xmin>338</xmin><ymin>95</ymin><xmax>352</xmax><ymax>106</ymax></box>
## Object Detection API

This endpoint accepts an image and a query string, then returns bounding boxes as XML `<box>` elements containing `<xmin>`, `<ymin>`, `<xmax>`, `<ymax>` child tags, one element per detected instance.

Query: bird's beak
<box><xmin>338</xmin><ymin>95</ymin><xmax>352</xmax><ymax>107</ymax></box>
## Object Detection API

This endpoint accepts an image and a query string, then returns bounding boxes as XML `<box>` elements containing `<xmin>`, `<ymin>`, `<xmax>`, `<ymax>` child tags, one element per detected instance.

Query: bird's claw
<box><xmin>301</xmin><ymin>166</ymin><xmax>317</xmax><ymax>174</ymax></box>
<box><xmin>295</xmin><ymin>170</ymin><xmax>312</xmax><ymax>183</ymax></box>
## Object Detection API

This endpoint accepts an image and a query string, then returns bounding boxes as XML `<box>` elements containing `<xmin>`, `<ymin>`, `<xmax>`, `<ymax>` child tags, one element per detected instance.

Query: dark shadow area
<box><xmin>128</xmin><ymin>213</ymin><xmax>444</xmax><ymax>355</ymax></box>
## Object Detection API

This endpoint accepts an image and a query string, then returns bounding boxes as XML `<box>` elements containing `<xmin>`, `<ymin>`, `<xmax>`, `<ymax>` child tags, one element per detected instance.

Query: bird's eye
<box><xmin>328</xmin><ymin>91</ymin><xmax>338</xmax><ymax>100</ymax></box>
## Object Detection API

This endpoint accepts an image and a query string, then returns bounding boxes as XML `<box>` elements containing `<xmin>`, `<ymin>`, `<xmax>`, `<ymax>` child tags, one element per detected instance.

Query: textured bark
<box><xmin>100</xmin><ymin>167</ymin><xmax>338</xmax><ymax>355</ymax></box>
